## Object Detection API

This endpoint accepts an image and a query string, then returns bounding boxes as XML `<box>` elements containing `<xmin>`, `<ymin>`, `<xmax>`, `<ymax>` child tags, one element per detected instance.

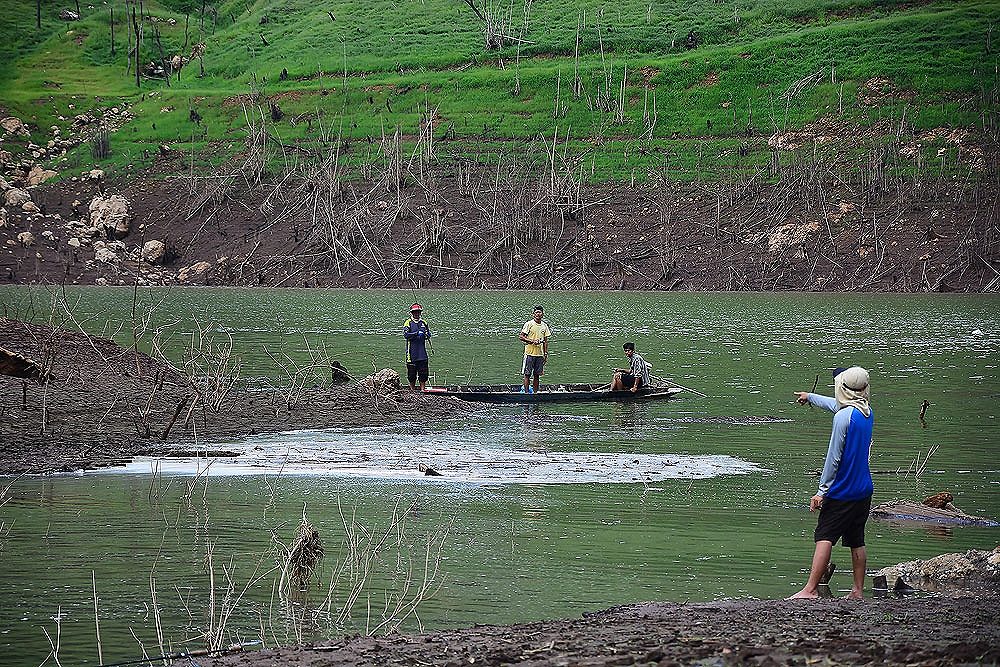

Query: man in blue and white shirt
<box><xmin>789</xmin><ymin>366</ymin><xmax>874</xmax><ymax>600</ymax></box>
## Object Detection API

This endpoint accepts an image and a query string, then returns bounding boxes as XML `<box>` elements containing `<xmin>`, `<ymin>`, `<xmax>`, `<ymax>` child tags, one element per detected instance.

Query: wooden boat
<box><xmin>424</xmin><ymin>383</ymin><xmax>683</xmax><ymax>404</ymax></box>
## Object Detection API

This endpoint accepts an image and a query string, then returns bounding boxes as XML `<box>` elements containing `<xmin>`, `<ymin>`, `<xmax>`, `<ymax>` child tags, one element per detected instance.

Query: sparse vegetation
<box><xmin>1</xmin><ymin>0</ymin><xmax>996</xmax><ymax>180</ymax></box>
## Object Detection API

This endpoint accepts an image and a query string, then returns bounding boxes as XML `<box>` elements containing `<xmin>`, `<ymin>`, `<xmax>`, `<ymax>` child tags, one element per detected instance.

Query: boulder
<box><xmin>21</xmin><ymin>201</ymin><xmax>40</xmax><ymax>213</ymax></box>
<box><xmin>177</xmin><ymin>260</ymin><xmax>212</xmax><ymax>281</ymax></box>
<box><xmin>26</xmin><ymin>166</ymin><xmax>58</xmax><ymax>187</ymax></box>
<box><xmin>88</xmin><ymin>194</ymin><xmax>132</xmax><ymax>238</ymax></box>
<box><xmin>17</xmin><ymin>231</ymin><xmax>35</xmax><ymax>247</ymax></box>
<box><xmin>0</xmin><ymin>117</ymin><xmax>30</xmax><ymax>137</ymax></box>
<box><xmin>767</xmin><ymin>221</ymin><xmax>819</xmax><ymax>254</ymax></box>
<box><xmin>141</xmin><ymin>239</ymin><xmax>166</xmax><ymax>264</ymax></box>
<box><xmin>87</xmin><ymin>169</ymin><xmax>105</xmax><ymax>180</ymax></box>
<box><xmin>94</xmin><ymin>247</ymin><xmax>118</xmax><ymax>264</ymax></box>
<box><xmin>359</xmin><ymin>368</ymin><xmax>401</xmax><ymax>396</ymax></box>
<box><xmin>0</xmin><ymin>175</ymin><xmax>10</xmax><ymax>192</ymax></box>
<box><xmin>67</xmin><ymin>237</ymin><xmax>81</xmax><ymax>248</ymax></box>
<box><xmin>4</xmin><ymin>188</ymin><xmax>31</xmax><ymax>207</ymax></box>
<box><xmin>877</xmin><ymin>547</ymin><xmax>1000</xmax><ymax>588</ymax></box>
<box><xmin>0</xmin><ymin>151</ymin><xmax>12</xmax><ymax>168</ymax></box>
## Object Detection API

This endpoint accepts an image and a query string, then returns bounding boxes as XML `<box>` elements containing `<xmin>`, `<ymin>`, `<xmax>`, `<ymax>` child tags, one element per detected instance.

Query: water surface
<box><xmin>0</xmin><ymin>288</ymin><xmax>997</xmax><ymax>666</ymax></box>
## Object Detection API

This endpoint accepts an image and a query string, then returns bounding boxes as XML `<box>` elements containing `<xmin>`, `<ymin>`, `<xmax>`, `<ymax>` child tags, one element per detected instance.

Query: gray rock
<box><xmin>89</xmin><ymin>194</ymin><xmax>131</xmax><ymax>238</ymax></box>
<box><xmin>877</xmin><ymin>546</ymin><xmax>1000</xmax><ymax>587</ymax></box>
<box><xmin>27</xmin><ymin>166</ymin><xmax>58</xmax><ymax>187</ymax></box>
<box><xmin>177</xmin><ymin>260</ymin><xmax>212</xmax><ymax>282</ymax></box>
<box><xmin>141</xmin><ymin>239</ymin><xmax>166</xmax><ymax>264</ymax></box>
<box><xmin>4</xmin><ymin>188</ymin><xmax>31</xmax><ymax>207</ymax></box>
<box><xmin>94</xmin><ymin>247</ymin><xmax>118</xmax><ymax>264</ymax></box>
<box><xmin>0</xmin><ymin>117</ymin><xmax>30</xmax><ymax>137</ymax></box>
<box><xmin>359</xmin><ymin>368</ymin><xmax>401</xmax><ymax>396</ymax></box>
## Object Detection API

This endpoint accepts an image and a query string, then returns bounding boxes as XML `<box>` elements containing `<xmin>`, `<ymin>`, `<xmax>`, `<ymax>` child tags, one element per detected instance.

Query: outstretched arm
<box><xmin>794</xmin><ymin>392</ymin><xmax>838</xmax><ymax>413</ymax></box>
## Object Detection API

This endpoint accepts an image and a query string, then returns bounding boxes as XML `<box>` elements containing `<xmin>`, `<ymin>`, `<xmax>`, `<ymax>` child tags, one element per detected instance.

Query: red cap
<box><xmin>410</xmin><ymin>303</ymin><xmax>423</xmax><ymax>312</ymax></box>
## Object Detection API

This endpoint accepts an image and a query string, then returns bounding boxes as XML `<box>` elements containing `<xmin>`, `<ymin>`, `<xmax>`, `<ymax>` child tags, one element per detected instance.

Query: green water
<box><xmin>0</xmin><ymin>288</ymin><xmax>998</xmax><ymax>666</ymax></box>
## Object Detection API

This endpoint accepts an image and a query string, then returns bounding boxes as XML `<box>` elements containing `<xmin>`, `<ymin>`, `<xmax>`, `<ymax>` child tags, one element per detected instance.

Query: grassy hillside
<box><xmin>1</xmin><ymin>0</ymin><xmax>996</xmax><ymax>180</ymax></box>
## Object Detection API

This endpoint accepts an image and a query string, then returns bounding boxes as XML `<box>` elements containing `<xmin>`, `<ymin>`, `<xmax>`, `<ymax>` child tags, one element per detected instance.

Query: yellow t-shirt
<box><xmin>521</xmin><ymin>320</ymin><xmax>551</xmax><ymax>357</ymax></box>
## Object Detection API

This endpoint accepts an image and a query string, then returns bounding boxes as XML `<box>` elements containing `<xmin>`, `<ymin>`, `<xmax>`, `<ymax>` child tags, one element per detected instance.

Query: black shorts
<box><xmin>619</xmin><ymin>373</ymin><xmax>644</xmax><ymax>388</ymax></box>
<box><xmin>406</xmin><ymin>359</ymin><xmax>429</xmax><ymax>383</ymax></box>
<box><xmin>815</xmin><ymin>496</ymin><xmax>872</xmax><ymax>548</ymax></box>
<box><xmin>522</xmin><ymin>355</ymin><xmax>545</xmax><ymax>378</ymax></box>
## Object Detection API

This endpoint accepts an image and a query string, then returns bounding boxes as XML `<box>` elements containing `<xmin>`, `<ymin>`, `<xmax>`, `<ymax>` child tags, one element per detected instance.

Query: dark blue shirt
<box><xmin>402</xmin><ymin>318</ymin><xmax>430</xmax><ymax>363</ymax></box>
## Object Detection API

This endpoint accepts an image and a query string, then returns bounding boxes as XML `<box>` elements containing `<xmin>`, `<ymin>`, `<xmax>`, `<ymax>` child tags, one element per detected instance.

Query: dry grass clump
<box><xmin>280</xmin><ymin>513</ymin><xmax>325</xmax><ymax>591</ymax></box>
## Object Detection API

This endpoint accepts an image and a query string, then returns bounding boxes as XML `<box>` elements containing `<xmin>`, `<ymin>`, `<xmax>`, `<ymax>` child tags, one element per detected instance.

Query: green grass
<box><xmin>2</xmin><ymin>0</ymin><xmax>996</xmax><ymax>181</ymax></box>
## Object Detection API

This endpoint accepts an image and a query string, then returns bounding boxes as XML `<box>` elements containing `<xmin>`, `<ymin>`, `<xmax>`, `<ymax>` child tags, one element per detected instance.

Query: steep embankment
<box><xmin>1</xmin><ymin>0</ymin><xmax>997</xmax><ymax>290</ymax></box>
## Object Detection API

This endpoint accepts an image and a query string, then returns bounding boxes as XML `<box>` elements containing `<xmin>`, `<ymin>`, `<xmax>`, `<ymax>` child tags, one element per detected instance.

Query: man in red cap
<box><xmin>402</xmin><ymin>303</ymin><xmax>431</xmax><ymax>390</ymax></box>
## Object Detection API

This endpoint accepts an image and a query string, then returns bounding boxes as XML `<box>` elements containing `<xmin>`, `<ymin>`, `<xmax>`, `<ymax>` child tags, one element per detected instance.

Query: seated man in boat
<box><xmin>611</xmin><ymin>342</ymin><xmax>650</xmax><ymax>392</ymax></box>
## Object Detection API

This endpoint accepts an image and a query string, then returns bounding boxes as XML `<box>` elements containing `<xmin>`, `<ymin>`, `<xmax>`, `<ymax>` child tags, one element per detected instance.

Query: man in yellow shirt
<box><xmin>518</xmin><ymin>304</ymin><xmax>551</xmax><ymax>394</ymax></box>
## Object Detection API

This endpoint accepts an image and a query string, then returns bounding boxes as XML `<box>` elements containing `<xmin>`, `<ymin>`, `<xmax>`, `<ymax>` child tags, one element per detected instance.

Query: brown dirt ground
<box><xmin>202</xmin><ymin>596</ymin><xmax>1000</xmax><ymax>667</ymax></box>
<box><xmin>0</xmin><ymin>317</ymin><xmax>464</xmax><ymax>474</ymax></box>
<box><xmin>2</xmin><ymin>144</ymin><xmax>997</xmax><ymax>292</ymax></box>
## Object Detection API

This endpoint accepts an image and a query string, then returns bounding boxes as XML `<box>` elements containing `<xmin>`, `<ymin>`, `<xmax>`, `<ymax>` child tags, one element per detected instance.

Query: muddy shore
<box><xmin>201</xmin><ymin>596</ymin><xmax>1000</xmax><ymax>667</ymax></box>
<box><xmin>0</xmin><ymin>317</ymin><xmax>464</xmax><ymax>475</ymax></box>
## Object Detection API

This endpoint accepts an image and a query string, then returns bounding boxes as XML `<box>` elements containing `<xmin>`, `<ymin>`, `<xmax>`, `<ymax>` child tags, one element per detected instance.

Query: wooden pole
<box><xmin>161</xmin><ymin>395</ymin><xmax>191</xmax><ymax>439</ymax></box>
<box><xmin>133</xmin><ymin>6</ymin><xmax>140</xmax><ymax>88</ymax></box>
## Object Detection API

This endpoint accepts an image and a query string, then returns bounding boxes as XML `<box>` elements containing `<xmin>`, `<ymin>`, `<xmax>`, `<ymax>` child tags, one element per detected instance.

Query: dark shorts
<box><xmin>815</xmin><ymin>496</ymin><xmax>872</xmax><ymax>548</ymax></box>
<box><xmin>618</xmin><ymin>373</ymin><xmax>644</xmax><ymax>388</ymax></box>
<box><xmin>406</xmin><ymin>359</ymin><xmax>429</xmax><ymax>383</ymax></box>
<box><xmin>522</xmin><ymin>354</ymin><xmax>545</xmax><ymax>378</ymax></box>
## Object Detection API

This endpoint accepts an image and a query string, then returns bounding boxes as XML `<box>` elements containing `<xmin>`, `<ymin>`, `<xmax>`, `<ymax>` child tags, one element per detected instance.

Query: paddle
<box><xmin>651</xmin><ymin>374</ymin><xmax>708</xmax><ymax>398</ymax></box>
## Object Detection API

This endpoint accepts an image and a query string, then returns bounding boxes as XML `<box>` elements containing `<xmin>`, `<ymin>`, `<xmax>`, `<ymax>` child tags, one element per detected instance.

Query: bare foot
<box><xmin>845</xmin><ymin>590</ymin><xmax>864</xmax><ymax>600</ymax></box>
<box><xmin>787</xmin><ymin>589</ymin><xmax>819</xmax><ymax>599</ymax></box>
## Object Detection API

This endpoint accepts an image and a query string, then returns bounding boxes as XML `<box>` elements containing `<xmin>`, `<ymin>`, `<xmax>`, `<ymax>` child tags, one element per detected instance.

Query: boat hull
<box><xmin>424</xmin><ymin>384</ymin><xmax>683</xmax><ymax>404</ymax></box>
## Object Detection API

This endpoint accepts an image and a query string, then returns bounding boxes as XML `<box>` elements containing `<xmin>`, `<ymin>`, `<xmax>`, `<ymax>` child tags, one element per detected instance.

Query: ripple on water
<box><xmin>91</xmin><ymin>426</ymin><xmax>768</xmax><ymax>484</ymax></box>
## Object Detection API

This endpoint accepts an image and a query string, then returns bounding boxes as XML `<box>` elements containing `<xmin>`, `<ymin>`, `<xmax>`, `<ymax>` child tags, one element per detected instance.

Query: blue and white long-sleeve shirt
<box><xmin>806</xmin><ymin>393</ymin><xmax>874</xmax><ymax>501</ymax></box>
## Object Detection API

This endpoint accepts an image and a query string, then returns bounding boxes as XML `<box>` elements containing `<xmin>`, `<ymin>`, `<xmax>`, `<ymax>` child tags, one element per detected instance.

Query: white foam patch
<box><xmin>90</xmin><ymin>428</ymin><xmax>766</xmax><ymax>484</ymax></box>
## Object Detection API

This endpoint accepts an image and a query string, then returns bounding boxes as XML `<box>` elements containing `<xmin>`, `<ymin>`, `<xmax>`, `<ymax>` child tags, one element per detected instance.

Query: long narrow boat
<box><xmin>424</xmin><ymin>383</ymin><xmax>683</xmax><ymax>403</ymax></box>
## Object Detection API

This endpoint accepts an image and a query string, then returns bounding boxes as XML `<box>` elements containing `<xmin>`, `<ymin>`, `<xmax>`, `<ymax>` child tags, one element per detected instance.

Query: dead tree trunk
<box><xmin>132</xmin><ymin>6</ymin><xmax>141</xmax><ymax>88</ymax></box>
